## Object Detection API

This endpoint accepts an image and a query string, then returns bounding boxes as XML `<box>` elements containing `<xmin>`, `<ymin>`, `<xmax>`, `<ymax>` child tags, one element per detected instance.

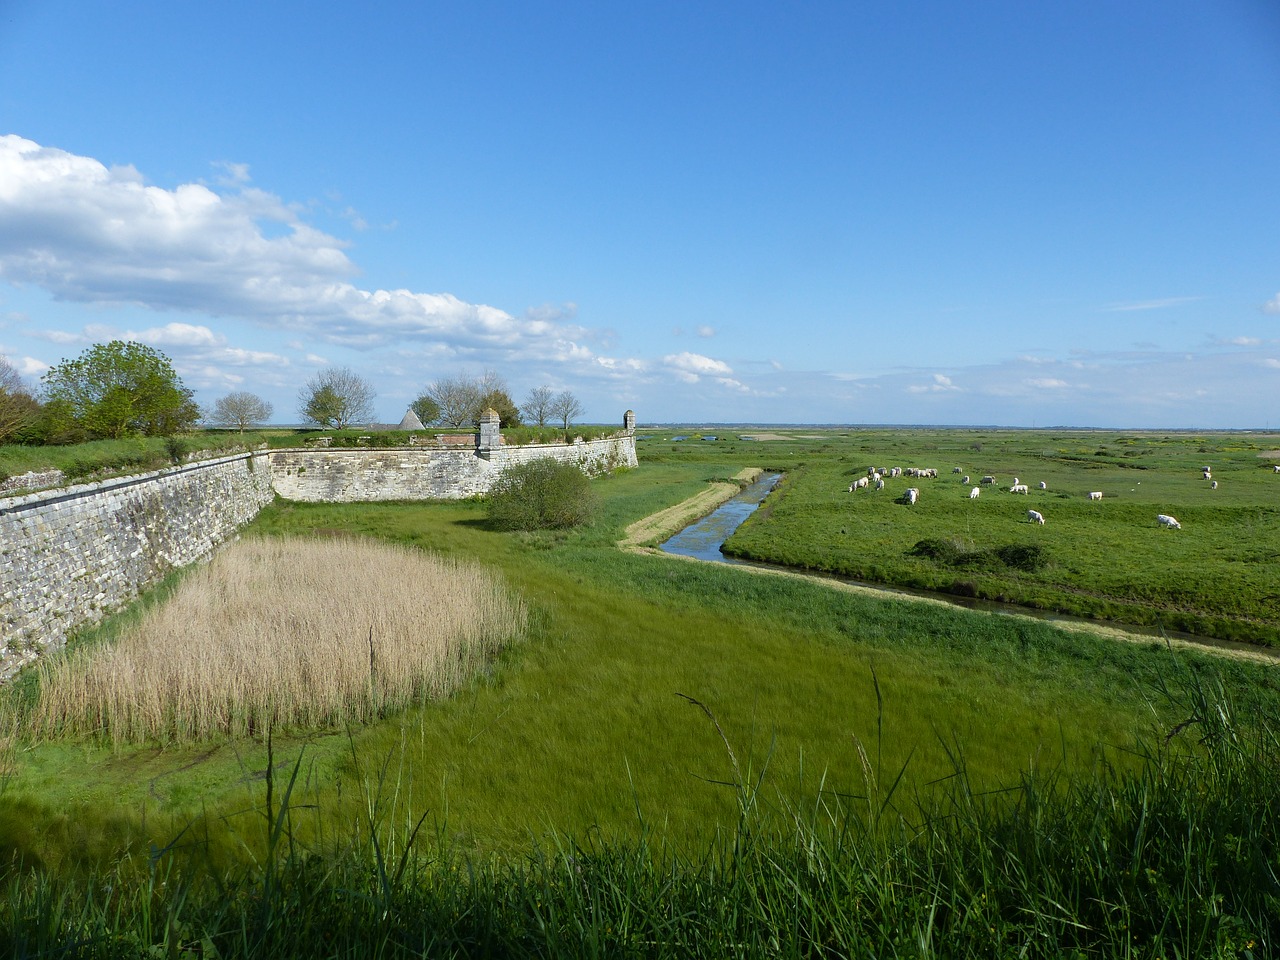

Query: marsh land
<box><xmin>2</xmin><ymin>427</ymin><xmax>1278</xmax><ymax>956</ymax></box>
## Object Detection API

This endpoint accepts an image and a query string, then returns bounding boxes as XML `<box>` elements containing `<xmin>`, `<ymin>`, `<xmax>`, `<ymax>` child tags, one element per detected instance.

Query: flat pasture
<box><xmin>688</xmin><ymin>429</ymin><xmax>1280</xmax><ymax>644</ymax></box>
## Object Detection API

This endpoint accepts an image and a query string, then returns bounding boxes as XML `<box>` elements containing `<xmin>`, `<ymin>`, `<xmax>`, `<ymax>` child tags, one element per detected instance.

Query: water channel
<box><xmin>659</xmin><ymin>472</ymin><xmax>1279</xmax><ymax>661</ymax></box>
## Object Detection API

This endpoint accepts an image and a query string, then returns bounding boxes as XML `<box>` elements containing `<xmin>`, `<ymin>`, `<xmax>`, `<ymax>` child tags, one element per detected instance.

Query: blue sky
<box><xmin>1</xmin><ymin>1</ymin><xmax>1278</xmax><ymax>427</ymax></box>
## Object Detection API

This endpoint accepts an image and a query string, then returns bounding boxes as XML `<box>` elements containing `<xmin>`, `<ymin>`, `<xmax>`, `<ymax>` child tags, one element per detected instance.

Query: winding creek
<box><xmin>659</xmin><ymin>472</ymin><xmax>1280</xmax><ymax>663</ymax></box>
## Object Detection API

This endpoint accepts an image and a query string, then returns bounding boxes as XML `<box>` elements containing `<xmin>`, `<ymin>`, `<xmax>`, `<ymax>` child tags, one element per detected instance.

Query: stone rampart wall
<box><xmin>267</xmin><ymin>433</ymin><xmax>638</xmax><ymax>503</ymax></box>
<box><xmin>1</xmin><ymin>428</ymin><xmax>637</xmax><ymax>677</ymax></box>
<box><xmin>0</xmin><ymin>452</ymin><xmax>273</xmax><ymax>678</ymax></box>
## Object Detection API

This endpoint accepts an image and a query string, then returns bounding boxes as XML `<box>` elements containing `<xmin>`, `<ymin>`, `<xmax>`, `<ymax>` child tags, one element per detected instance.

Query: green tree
<box><xmin>409</xmin><ymin>392</ymin><xmax>441</xmax><ymax>426</ymax></box>
<box><xmin>40</xmin><ymin>341</ymin><xmax>199</xmax><ymax>439</ymax></box>
<box><xmin>478</xmin><ymin>388</ymin><xmax>523</xmax><ymax>427</ymax></box>
<box><xmin>298</xmin><ymin>368</ymin><xmax>376</xmax><ymax>429</ymax></box>
<box><xmin>486</xmin><ymin>458</ymin><xmax>599</xmax><ymax>530</ymax></box>
<box><xmin>0</xmin><ymin>356</ymin><xmax>39</xmax><ymax>443</ymax></box>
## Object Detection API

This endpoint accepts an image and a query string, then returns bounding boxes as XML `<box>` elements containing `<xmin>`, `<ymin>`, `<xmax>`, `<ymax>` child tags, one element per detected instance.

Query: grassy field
<box><xmin>1</xmin><ymin>428</ymin><xmax>1278</xmax><ymax>955</ymax></box>
<box><xmin>638</xmin><ymin>429</ymin><xmax>1280</xmax><ymax>644</ymax></box>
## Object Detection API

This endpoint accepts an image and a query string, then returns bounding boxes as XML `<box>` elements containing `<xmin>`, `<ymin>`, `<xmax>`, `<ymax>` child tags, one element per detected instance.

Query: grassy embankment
<box><xmin>0</xmin><ymin>432</ymin><xmax>1278</xmax><ymax>954</ymax></box>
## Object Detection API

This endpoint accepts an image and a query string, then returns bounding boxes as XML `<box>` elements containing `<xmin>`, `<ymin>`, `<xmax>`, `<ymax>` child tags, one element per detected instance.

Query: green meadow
<box><xmin>2</xmin><ymin>428</ymin><xmax>1279</xmax><ymax>956</ymax></box>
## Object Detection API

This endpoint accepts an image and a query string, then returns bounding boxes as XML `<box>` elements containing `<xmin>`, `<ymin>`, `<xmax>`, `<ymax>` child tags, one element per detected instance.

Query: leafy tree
<box><xmin>298</xmin><ymin>367</ymin><xmax>376</xmax><ymax>429</ymax></box>
<box><xmin>521</xmin><ymin>385</ymin><xmax>555</xmax><ymax>427</ymax></box>
<box><xmin>409</xmin><ymin>392</ymin><xmax>441</xmax><ymax>427</ymax></box>
<box><xmin>40</xmin><ymin>341</ymin><xmax>199</xmax><ymax>439</ymax></box>
<box><xmin>486</xmin><ymin>458</ymin><xmax>599</xmax><ymax>530</ymax></box>
<box><xmin>0</xmin><ymin>356</ymin><xmax>39</xmax><ymax>443</ymax></box>
<box><xmin>549</xmin><ymin>390</ymin><xmax>584</xmax><ymax>432</ymax></box>
<box><xmin>478</xmin><ymin>388</ymin><xmax>522</xmax><ymax>427</ymax></box>
<box><xmin>210</xmin><ymin>391</ymin><xmax>273</xmax><ymax>432</ymax></box>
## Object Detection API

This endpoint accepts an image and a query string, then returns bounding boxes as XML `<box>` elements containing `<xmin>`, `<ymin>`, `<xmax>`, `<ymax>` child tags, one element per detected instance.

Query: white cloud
<box><xmin>1264</xmin><ymin>358</ymin><xmax>1280</xmax><ymax>369</ymax></box>
<box><xmin>14</xmin><ymin>355</ymin><xmax>47</xmax><ymax>377</ymax></box>
<box><xmin>0</xmin><ymin>135</ymin><xmax>598</xmax><ymax>364</ymax></box>
<box><xmin>1026</xmin><ymin>377</ymin><xmax>1068</xmax><ymax>388</ymax></box>
<box><xmin>907</xmin><ymin>373</ymin><xmax>961</xmax><ymax>394</ymax></box>
<box><xmin>663</xmin><ymin>351</ymin><xmax>734</xmax><ymax>384</ymax></box>
<box><xmin>1221</xmin><ymin>336</ymin><xmax>1262</xmax><ymax>346</ymax></box>
<box><xmin>1265</xmin><ymin>293</ymin><xmax>1280</xmax><ymax>315</ymax></box>
<box><xmin>696</xmin><ymin>325</ymin><xmax>716</xmax><ymax>338</ymax></box>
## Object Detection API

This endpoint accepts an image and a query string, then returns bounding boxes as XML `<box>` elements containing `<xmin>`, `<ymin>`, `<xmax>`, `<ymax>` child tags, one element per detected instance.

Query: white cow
<box><xmin>969</xmin><ymin>487</ymin><xmax>980</xmax><ymax>499</ymax></box>
<box><xmin>981</xmin><ymin>476</ymin><xmax>996</xmax><ymax>485</ymax></box>
<box><xmin>1027</xmin><ymin>509</ymin><xmax>1044</xmax><ymax>525</ymax></box>
<box><xmin>1273</xmin><ymin>465</ymin><xmax>1280</xmax><ymax>474</ymax></box>
<box><xmin>1211</xmin><ymin>480</ymin><xmax>1218</xmax><ymax>490</ymax></box>
<box><xmin>875</xmin><ymin>478</ymin><xmax>885</xmax><ymax>490</ymax></box>
<box><xmin>1088</xmin><ymin>491</ymin><xmax>1103</xmax><ymax>501</ymax></box>
<box><xmin>961</xmin><ymin>475</ymin><xmax>970</xmax><ymax>484</ymax></box>
<box><xmin>1157</xmin><ymin>514</ymin><xmax>1182</xmax><ymax>529</ymax></box>
<box><xmin>1038</xmin><ymin>481</ymin><xmax>1047</xmax><ymax>490</ymax></box>
<box><xmin>1009</xmin><ymin>484</ymin><xmax>1029</xmax><ymax>494</ymax></box>
<box><xmin>1012</xmin><ymin>477</ymin><xmax>1020</xmax><ymax>486</ymax></box>
<box><xmin>905</xmin><ymin>487</ymin><xmax>919</xmax><ymax>505</ymax></box>
<box><xmin>952</xmin><ymin>466</ymin><xmax>962</xmax><ymax>474</ymax></box>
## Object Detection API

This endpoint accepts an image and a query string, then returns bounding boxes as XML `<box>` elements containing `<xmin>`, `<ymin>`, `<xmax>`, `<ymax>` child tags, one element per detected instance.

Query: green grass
<box><xmin>3</xmin><ymin>428</ymin><xmax>1279</xmax><ymax>955</ymax></box>
<box><xmin>711</xmin><ymin>430</ymin><xmax>1280</xmax><ymax>643</ymax></box>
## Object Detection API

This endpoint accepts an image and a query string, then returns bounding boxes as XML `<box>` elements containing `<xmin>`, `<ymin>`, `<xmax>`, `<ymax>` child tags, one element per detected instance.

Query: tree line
<box><xmin>0</xmin><ymin>340</ymin><xmax>586</xmax><ymax>444</ymax></box>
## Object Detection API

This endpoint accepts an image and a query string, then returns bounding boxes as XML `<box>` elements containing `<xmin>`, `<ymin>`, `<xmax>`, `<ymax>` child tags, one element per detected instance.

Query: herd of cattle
<box><xmin>843</xmin><ymin>461</ymin><xmax>1280</xmax><ymax>529</ymax></box>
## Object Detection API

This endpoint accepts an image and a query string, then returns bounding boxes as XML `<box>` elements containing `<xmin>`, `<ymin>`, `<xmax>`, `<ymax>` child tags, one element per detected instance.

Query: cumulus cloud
<box><xmin>1265</xmin><ymin>293</ymin><xmax>1280</xmax><ymax>315</ymax></box>
<box><xmin>0</xmin><ymin>135</ymin><xmax>609</xmax><ymax>366</ymax></box>
<box><xmin>663</xmin><ymin>351</ymin><xmax>734</xmax><ymax>384</ymax></box>
<box><xmin>907</xmin><ymin>373</ymin><xmax>961</xmax><ymax>394</ymax></box>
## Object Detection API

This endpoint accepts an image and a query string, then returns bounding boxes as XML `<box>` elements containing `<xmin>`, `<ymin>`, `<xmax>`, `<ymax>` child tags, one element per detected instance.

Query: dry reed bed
<box><xmin>32</xmin><ymin>537</ymin><xmax>527</xmax><ymax>744</ymax></box>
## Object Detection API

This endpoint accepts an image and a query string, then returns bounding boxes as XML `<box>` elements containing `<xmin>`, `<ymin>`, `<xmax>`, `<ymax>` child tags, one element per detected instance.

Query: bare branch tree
<box><xmin>521</xmin><ymin>385</ymin><xmax>555</xmax><ymax>427</ymax></box>
<box><xmin>210</xmin><ymin>391</ymin><xmax>273</xmax><ymax>432</ymax></box>
<box><xmin>427</xmin><ymin>374</ymin><xmax>483</xmax><ymax>428</ymax></box>
<box><xmin>549</xmin><ymin>390</ymin><xmax>584</xmax><ymax>432</ymax></box>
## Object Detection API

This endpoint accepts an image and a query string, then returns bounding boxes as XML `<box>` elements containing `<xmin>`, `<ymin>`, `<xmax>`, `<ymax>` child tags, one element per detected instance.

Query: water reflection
<box><xmin>660</xmin><ymin>473</ymin><xmax>780</xmax><ymax>564</ymax></box>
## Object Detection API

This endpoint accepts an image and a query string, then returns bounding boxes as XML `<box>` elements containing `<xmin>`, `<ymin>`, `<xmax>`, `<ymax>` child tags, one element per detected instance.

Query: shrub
<box><xmin>487</xmin><ymin>458</ymin><xmax>599</xmax><ymax>531</ymax></box>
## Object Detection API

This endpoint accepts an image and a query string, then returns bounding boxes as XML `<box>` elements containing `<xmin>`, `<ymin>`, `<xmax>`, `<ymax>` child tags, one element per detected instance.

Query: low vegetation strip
<box><xmin>30</xmin><ymin>537</ymin><xmax>526</xmax><ymax>744</ymax></box>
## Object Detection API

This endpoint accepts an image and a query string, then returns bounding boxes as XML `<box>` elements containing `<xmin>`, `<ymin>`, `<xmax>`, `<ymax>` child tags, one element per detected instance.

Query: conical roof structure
<box><xmin>397</xmin><ymin>408</ymin><xmax>426</xmax><ymax>431</ymax></box>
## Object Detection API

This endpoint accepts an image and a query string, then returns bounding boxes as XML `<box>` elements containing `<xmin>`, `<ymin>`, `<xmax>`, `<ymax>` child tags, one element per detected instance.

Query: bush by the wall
<box><xmin>486</xmin><ymin>459</ymin><xmax>599</xmax><ymax>530</ymax></box>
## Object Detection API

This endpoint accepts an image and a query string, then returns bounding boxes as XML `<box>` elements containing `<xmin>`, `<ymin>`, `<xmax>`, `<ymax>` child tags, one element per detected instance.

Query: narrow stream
<box><xmin>659</xmin><ymin>473</ymin><xmax>1279</xmax><ymax>661</ymax></box>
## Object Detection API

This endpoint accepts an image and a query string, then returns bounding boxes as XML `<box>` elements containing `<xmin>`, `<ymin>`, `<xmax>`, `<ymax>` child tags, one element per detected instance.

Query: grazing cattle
<box><xmin>1009</xmin><ymin>484</ymin><xmax>1029</xmax><ymax>494</ymax></box>
<box><xmin>1274</xmin><ymin>465</ymin><xmax>1280</xmax><ymax>474</ymax></box>
<box><xmin>969</xmin><ymin>487</ymin><xmax>980</xmax><ymax>499</ymax></box>
<box><xmin>1088</xmin><ymin>491</ymin><xmax>1103</xmax><ymax>501</ymax></box>
<box><xmin>1038</xmin><ymin>481</ymin><xmax>1047</xmax><ymax>490</ymax></box>
<box><xmin>1012</xmin><ymin>477</ymin><xmax>1020</xmax><ymax>486</ymax></box>
<box><xmin>952</xmin><ymin>466</ymin><xmax>962</xmax><ymax>474</ymax></box>
<box><xmin>981</xmin><ymin>476</ymin><xmax>996</xmax><ymax>485</ymax></box>
<box><xmin>875</xmin><ymin>478</ymin><xmax>885</xmax><ymax>490</ymax></box>
<box><xmin>1027</xmin><ymin>509</ymin><xmax>1044</xmax><ymax>525</ymax></box>
<box><xmin>1156</xmin><ymin>514</ymin><xmax>1182</xmax><ymax>529</ymax></box>
<box><xmin>905</xmin><ymin>487</ymin><xmax>919</xmax><ymax>505</ymax></box>
<box><xmin>961</xmin><ymin>475</ymin><xmax>970</xmax><ymax>484</ymax></box>
<box><xmin>1211</xmin><ymin>480</ymin><xmax>1218</xmax><ymax>490</ymax></box>
<box><xmin>1202</xmin><ymin>470</ymin><xmax>1212</xmax><ymax>480</ymax></box>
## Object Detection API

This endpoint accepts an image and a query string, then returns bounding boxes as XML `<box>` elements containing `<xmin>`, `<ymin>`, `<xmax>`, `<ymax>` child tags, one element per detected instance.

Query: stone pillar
<box><xmin>477</xmin><ymin>408</ymin><xmax>501</xmax><ymax>458</ymax></box>
<box><xmin>624</xmin><ymin>409</ymin><xmax>636</xmax><ymax>435</ymax></box>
